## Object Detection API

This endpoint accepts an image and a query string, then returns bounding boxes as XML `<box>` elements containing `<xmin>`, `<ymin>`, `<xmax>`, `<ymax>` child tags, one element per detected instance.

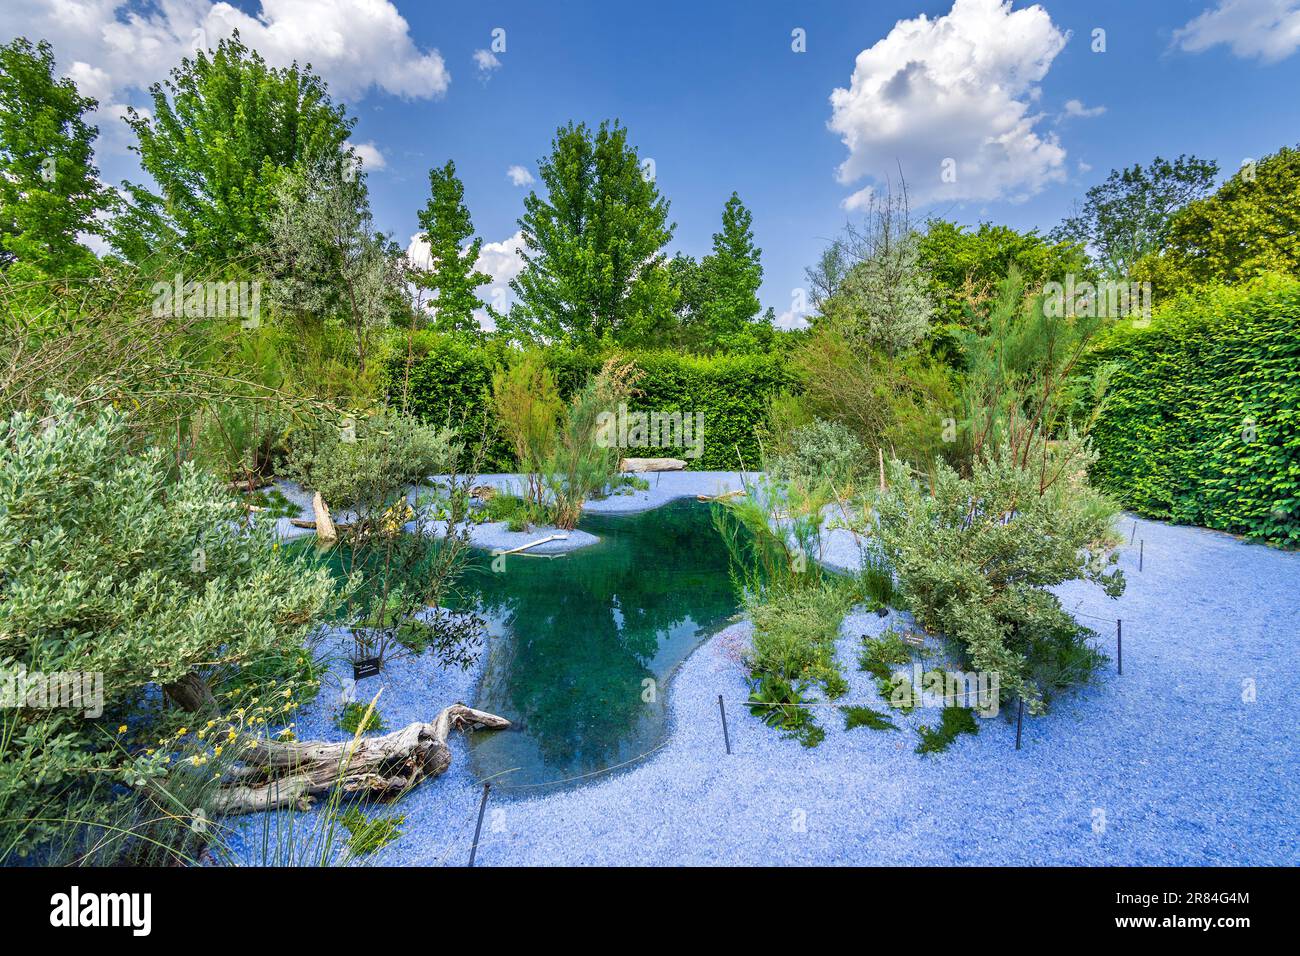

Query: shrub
<box><xmin>1081</xmin><ymin>277</ymin><xmax>1300</xmax><ymax>547</ymax></box>
<box><xmin>766</xmin><ymin>418</ymin><xmax>865</xmax><ymax>487</ymax></box>
<box><xmin>872</xmin><ymin>433</ymin><xmax>1124</xmax><ymax>712</ymax></box>
<box><xmin>0</xmin><ymin>396</ymin><xmax>338</xmax><ymax>857</ymax></box>
<box><xmin>491</xmin><ymin>351</ymin><xmax>562</xmax><ymax>507</ymax></box>
<box><xmin>339</xmin><ymin>807</ymin><xmax>405</xmax><ymax>857</ymax></box>
<box><xmin>285</xmin><ymin>407</ymin><xmax>458</xmax><ymax>516</ymax></box>
<box><xmin>543</xmin><ymin>358</ymin><xmax>639</xmax><ymax>529</ymax></box>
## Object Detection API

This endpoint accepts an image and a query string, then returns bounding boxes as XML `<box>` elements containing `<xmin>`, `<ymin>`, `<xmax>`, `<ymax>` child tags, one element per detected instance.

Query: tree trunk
<box><xmin>164</xmin><ymin>671</ymin><xmax>215</xmax><ymax>711</ymax></box>
<box><xmin>207</xmin><ymin>704</ymin><xmax>509</xmax><ymax>815</ymax></box>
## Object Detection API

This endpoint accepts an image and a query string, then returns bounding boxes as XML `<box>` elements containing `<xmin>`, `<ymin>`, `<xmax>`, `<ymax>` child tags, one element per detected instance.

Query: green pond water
<box><xmin>293</xmin><ymin>498</ymin><xmax>743</xmax><ymax>790</ymax></box>
<box><xmin>460</xmin><ymin>499</ymin><xmax>741</xmax><ymax>790</ymax></box>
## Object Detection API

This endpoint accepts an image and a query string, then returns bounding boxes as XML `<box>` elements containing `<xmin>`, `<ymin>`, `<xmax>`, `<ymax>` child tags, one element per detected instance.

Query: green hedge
<box><xmin>1083</xmin><ymin>277</ymin><xmax>1300</xmax><ymax>547</ymax></box>
<box><xmin>386</xmin><ymin>334</ymin><xmax>794</xmax><ymax>472</ymax></box>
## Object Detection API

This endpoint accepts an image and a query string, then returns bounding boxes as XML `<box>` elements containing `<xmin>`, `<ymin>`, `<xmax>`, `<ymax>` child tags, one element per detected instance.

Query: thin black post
<box><xmin>467</xmin><ymin>782</ymin><xmax>490</xmax><ymax>867</ymax></box>
<box><xmin>718</xmin><ymin>694</ymin><xmax>732</xmax><ymax>754</ymax></box>
<box><xmin>1139</xmin><ymin>539</ymin><xmax>1144</xmax><ymax>572</ymax></box>
<box><xmin>1015</xmin><ymin>697</ymin><xmax>1024</xmax><ymax>751</ymax></box>
<box><xmin>1130</xmin><ymin>521</ymin><xmax>1136</xmax><ymax>545</ymax></box>
<box><xmin>1116</xmin><ymin>619</ymin><xmax>1123</xmax><ymax>675</ymax></box>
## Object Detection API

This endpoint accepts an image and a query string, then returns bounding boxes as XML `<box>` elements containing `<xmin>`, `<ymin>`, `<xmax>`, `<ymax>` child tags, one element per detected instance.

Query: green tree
<box><xmin>412</xmin><ymin>160</ymin><xmax>491</xmax><ymax>335</ymax></box>
<box><xmin>1050</xmin><ymin>154</ymin><xmax>1218</xmax><ymax>278</ymax></box>
<box><xmin>918</xmin><ymin>219</ymin><xmax>1090</xmax><ymax>330</ymax></box>
<box><xmin>1135</xmin><ymin>145</ymin><xmax>1300</xmax><ymax>294</ymax></box>
<box><xmin>262</xmin><ymin>154</ymin><xmax>398</xmax><ymax>376</ymax></box>
<box><xmin>507</xmin><ymin>120</ymin><xmax>676</xmax><ymax>348</ymax></box>
<box><xmin>114</xmin><ymin>32</ymin><xmax>353</xmax><ymax>268</ymax></box>
<box><xmin>0</xmin><ymin>38</ymin><xmax>109</xmax><ymax>279</ymax></box>
<box><xmin>688</xmin><ymin>192</ymin><xmax>768</xmax><ymax>352</ymax></box>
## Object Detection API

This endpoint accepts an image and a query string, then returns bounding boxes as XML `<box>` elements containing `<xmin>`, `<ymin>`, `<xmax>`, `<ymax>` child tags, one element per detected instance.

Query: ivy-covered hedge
<box><xmin>1083</xmin><ymin>277</ymin><xmax>1300</xmax><ymax>547</ymax></box>
<box><xmin>386</xmin><ymin>334</ymin><xmax>794</xmax><ymax>472</ymax></box>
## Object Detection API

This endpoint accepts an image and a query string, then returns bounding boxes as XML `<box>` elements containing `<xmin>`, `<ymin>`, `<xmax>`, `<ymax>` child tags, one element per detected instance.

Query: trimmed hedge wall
<box><xmin>1084</xmin><ymin>277</ymin><xmax>1300</xmax><ymax>547</ymax></box>
<box><xmin>387</xmin><ymin>335</ymin><xmax>794</xmax><ymax>472</ymax></box>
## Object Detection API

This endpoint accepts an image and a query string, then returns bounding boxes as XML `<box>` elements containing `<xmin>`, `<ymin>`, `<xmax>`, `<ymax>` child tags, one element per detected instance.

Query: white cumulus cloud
<box><xmin>505</xmin><ymin>165</ymin><xmax>534</xmax><ymax>187</ymax></box>
<box><xmin>828</xmin><ymin>0</ymin><xmax>1070</xmax><ymax>205</ymax></box>
<box><xmin>1174</xmin><ymin>0</ymin><xmax>1300</xmax><ymax>63</ymax></box>
<box><xmin>1</xmin><ymin>0</ymin><xmax>450</xmax><ymax>142</ymax></box>
<box><xmin>473</xmin><ymin>49</ymin><xmax>502</xmax><ymax>73</ymax></box>
<box><xmin>1061</xmin><ymin>99</ymin><xmax>1106</xmax><ymax>120</ymax></box>
<box><xmin>347</xmin><ymin>140</ymin><xmax>386</xmax><ymax>170</ymax></box>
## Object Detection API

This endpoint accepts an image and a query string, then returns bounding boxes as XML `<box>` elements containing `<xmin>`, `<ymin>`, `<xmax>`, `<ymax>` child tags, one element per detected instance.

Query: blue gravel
<box><xmin>230</xmin><ymin>492</ymin><xmax>1300</xmax><ymax>866</ymax></box>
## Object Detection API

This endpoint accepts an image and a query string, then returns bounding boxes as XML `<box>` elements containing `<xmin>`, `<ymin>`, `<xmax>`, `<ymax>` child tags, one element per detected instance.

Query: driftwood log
<box><xmin>312</xmin><ymin>491</ymin><xmax>338</xmax><ymax>542</ymax></box>
<box><xmin>209</xmin><ymin>704</ymin><xmax>510</xmax><ymax>815</ymax></box>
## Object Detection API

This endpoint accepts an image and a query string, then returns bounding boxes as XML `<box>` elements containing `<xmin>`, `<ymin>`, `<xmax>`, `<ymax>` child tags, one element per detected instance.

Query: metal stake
<box><xmin>1015</xmin><ymin>697</ymin><xmax>1024</xmax><ymax>751</ymax></box>
<box><xmin>467</xmin><ymin>782</ymin><xmax>490</xmax><ymax>867</ymax></box>
<box><xmin>718</xmin><ymin>694</ymin><xmax>731</xmax><ymax>754</ymax></box>
<box><xmin>1139</xmin><ymin>539</ymin><xmax>1144</xmax><ymax>572</ymax></box>
<box><xmin>1117</xmin><ymin>619</ymin><xmax>1123</xmax><ymax>675</ymax></box>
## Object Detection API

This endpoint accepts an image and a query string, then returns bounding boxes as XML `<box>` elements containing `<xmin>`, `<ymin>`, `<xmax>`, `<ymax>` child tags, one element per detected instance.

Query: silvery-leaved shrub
<box><xmin>872</xmin><ymin>432</ymin><xmax>1125</xmax><ymax>712</ymax></box>
<box><xmin>767</xmin><ymin>418</ymin><xmax>865</xmax><ymax>487</ymax></box>
<box><xmin>0</xmin><ymin>395</ymin><xmax>338</xmax><ymax>857</ymax></box>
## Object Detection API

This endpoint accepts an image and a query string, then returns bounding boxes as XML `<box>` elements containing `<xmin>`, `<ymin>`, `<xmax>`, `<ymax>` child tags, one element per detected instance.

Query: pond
<box><xmin>292</xmin><ymin>498</ymin><xmax>744</xmax><ymax>791</ymax></box>
<box><xmin>459</xmin><ymin>499</ymin><xmax>741</xmax><ymax>790</ymax></box>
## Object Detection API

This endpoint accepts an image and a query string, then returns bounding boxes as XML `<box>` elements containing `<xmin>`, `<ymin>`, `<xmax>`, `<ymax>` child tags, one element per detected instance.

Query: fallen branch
<box><xmin>493</xmin><ymin>533</ymin><xmax>568</xmax><ymax>556</ymax></box>
<box><xmin>208</xmin><ymin>704</ymin><xmax>510</xmax><ymax>815</ymax></box>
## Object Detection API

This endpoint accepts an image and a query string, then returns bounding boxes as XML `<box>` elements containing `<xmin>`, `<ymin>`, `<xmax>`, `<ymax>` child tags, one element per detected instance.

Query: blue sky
<box><xmin>7</xmin><ymin>0</ymin><xmax>1300</xmax><ymax>322</ymax></box>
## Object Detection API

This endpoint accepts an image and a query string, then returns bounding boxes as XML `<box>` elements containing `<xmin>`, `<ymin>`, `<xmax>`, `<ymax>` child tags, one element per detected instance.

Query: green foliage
<box><xmin>339</xmin><ymin>807</ymin><xmax>405</xmax><ymax>857</ymax></box>
<box><xmin>412</xmin><ymin>160</ymin><xmax>492</xmax><ymax>334</ymax></box>
<box><xmin>1050</xmin><ymin>154</ymin><xmax>1218</xmax><ymax>279</ymax></box>
<box><xmin>918</xmin><ymin>219</ymin><xmax>1090</xmax><ymax>353</ymax></box>
<box><xmin>392</xmin><ymin>341</ymin><xmax>794</xmax><ymax>471</ymax></box>
<box><xmin>765</xmin><ymin>418</ymin><xmax>865</xmax><ymax>487</ymax></box>
<box><xmin>872</xmin><ymin>435</ymin><xmax>1124</xmax><ymax>711</ymax></box>
<box><xmin>856</xmin><ymin>548</ymin><xmax>896</xmax><ymax>612</ymax></box>
<box><xmin>1082</xmin><ymin>277</ymin><xmax>1300</xmax><ymax>547</ymax></box>
<box><xmin>841</xmin><ymin>704</ymin><xmax>897</xmax><ymax>732</ymax></box>
<box><xmin>0</xmin><ymin>38</ymin><xmax>108</xmax><ymax>279</ymax></box>
<box><xmin>286</xmin><ymin>407</ymin><xmax>457</xmax><ymax>515</ymax></box>
<box><xmin>806</xmin><ymin>187</ymin><xmax>933</xmax><ymax>356</ymax></box>
<box><xmin>115</xmin><ymin>33</ymin><xmax>353</xmax><ymax>267</ymax></box>
<box><xmin>915</xmin><ymin>706</ymin><xmax>979</xmax><ymax>755</ymax></box>
<box><xmin>0</xmin><ymin>396</ymin><xmax>338</xmax><ymax>857</ymax></box>
<box><xmin>788</xmin><ymin>326</ymin><xmax>956</xmax><ymax>470</ymax></box>
<box><xmin>543</xmin><ymin>359</ymin><xmax>639</xmax><ymax>529</ymax></box>
<box><xmin>1135</xmin><ymin>145</ymin><xmax>1300</xmax><ymax>294</ymax></box>
<box><xmin>669</xmin><ymin>193</ymin><xmax>772</xmax><ymax>353</ymax></box>
<box><xmin>745</xmin><ymin>583</ymin><xmax>852</xmax><ymax>721</ymax></box>
<box><xmin>506</xmin><ymin>120</ymin><xmax>676</xmax><ymax>348</ymax></box>
<box><xmin>858</xmin><ymin>630</ymin><xmax>911</xmax><ymax>680</ymax></box>
<box><xmin>491</xmin><ymin>351</ymin><xmax>562</xmax><ymax>507</ymax></box>
<box><xmin>335</xmin><ymin>701</ymin><xmax>387</xmax><ymax>735</ymax></box>
<box><xmin>746</xmin><ymin>673</ymin><xmax>824</xmax><ymax>748</ymax></box>
<box><xmin>263</xmin><ymin>154</ymin><xmax>399</xmax><ymax>375</ymax></box>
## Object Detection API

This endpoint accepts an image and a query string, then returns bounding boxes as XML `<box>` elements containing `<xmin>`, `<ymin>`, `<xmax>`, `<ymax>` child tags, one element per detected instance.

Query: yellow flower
<box><xmin>117</xmin><ymin>725</ymin><xmax>127</xmax><ymax>734</ymax></box>
<box><xmin>177</xmin><ymin>727</ymin><xmax>188</xmax><ymax>736</ymax></box>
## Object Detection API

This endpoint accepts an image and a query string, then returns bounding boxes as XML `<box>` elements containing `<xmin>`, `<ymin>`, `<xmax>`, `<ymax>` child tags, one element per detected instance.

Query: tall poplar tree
<box><xmin>412</xmin><ymin>160</ymin><xmax>491</xmax><ymax>334</ymax></box>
